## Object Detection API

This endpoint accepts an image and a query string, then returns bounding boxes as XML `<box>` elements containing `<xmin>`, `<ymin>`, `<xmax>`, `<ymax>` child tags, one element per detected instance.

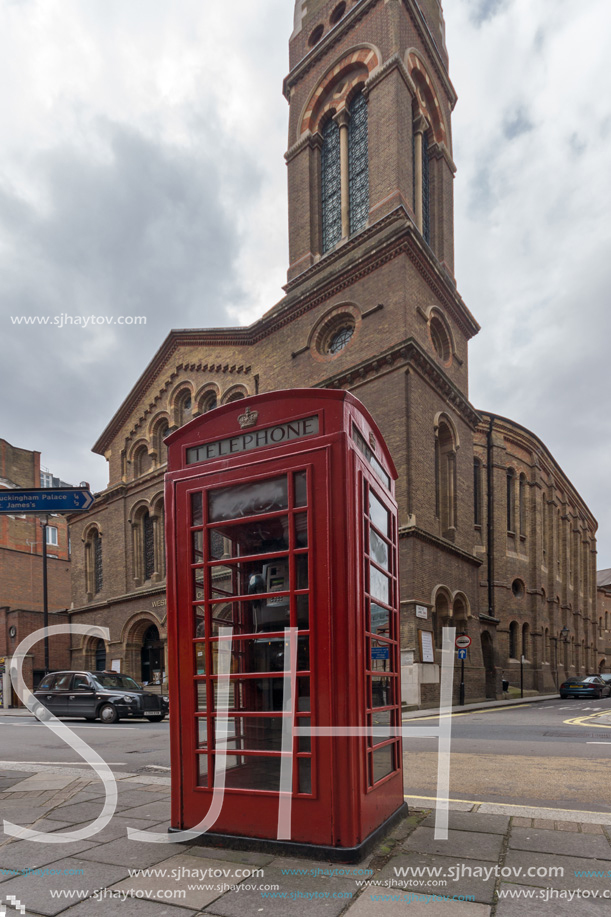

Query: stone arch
<box><xmin>299</xmin><ymin>45</ymin><xmax>381</xmax><ymax>137</ymax></box>
<box><xmin>452</xmin><ymin>592</ymin><xmax>470</xmax><ymax>622</ymax></box>
<box><xmin>222</xmin><ymin>385</ymin><xmax>249</xmax><ymax>404</ymax></box>
<box><xmin>405</xmin><ymin>49</ymin><xmax>448</xmax><ymax>143</ymax></box>
<box><xmin>122</xmin><ymin>612</ymin><xmax>165</xmax><ymax>683</ymax></box>
<box><xmin>432</xmin><ymin>585</ymin><xmax>452</xmax><ymax>648</ymax></box>
<box><xmin>195</xmin><ymin>383</ymin><xmax>220</xmax><ymax>415</ymax></box>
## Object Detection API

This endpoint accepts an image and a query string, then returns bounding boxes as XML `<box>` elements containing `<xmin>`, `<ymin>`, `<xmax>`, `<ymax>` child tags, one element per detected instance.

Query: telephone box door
<box><xmin>172</xmin><ymin>449</ymin><xmax>335</xmax><ymax>843</ymax></box>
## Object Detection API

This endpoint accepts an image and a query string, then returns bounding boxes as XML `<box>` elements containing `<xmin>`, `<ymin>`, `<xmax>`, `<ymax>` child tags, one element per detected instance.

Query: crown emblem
<box><xmin>238</xmin><ymin>407</ymin><xmax>259</xmax><ymax>429</ymax></box>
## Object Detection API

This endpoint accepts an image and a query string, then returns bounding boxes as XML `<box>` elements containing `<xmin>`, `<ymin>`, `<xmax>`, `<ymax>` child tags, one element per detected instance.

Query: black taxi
<box><xmin>34</xmin><ymin>671</ymin><xmax>169</xmax><ymax>724</ymax></box>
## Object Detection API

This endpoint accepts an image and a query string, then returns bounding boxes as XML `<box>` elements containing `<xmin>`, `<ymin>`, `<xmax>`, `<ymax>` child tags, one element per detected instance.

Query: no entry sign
<box><xmin>455</xmin><ymin>635</ymin><xmax>471</xmax><ymax>649</ymax></box>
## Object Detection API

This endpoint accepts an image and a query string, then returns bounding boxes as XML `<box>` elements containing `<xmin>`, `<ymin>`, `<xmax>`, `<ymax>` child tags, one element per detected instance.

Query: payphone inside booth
<box><xmin>165</xmin><ymin>389</ymin><xmax>406</xmax><ymax>860</ymax></box>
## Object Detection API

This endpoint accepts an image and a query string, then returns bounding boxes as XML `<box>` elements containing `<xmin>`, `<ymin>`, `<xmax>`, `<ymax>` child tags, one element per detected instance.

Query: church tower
<box><xmin>281</xmin><ymin>0</ymin><xmax>482</xmax><ymax>701</ymax></box>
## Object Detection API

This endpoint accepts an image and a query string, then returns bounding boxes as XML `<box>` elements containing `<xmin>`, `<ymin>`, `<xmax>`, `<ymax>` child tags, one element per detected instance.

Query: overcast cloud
<box><xmin>1</xmin><ymin>0</ymin><xmax>610</xmax><ymax>564</ymax></box>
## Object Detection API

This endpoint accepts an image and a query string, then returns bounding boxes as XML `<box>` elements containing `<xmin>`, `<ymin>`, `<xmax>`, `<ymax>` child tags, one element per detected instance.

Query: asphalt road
<box><xmin>403</xmin><ymin>696</ymin><xmax>611</xmax><ymax>814</ymax></box>
<box><xmin>2</xmin><ymin>696</ymin><xmax>611</xmax><ymax>814</ymax></box>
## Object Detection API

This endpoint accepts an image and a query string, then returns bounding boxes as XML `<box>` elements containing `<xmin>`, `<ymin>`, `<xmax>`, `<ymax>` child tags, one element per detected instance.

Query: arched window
<box><xmin>506</xmin><ymin>468</ymin><xmax>516</xmax><ymax>532</ymax></box>
<box><xmin>199</xmin><ymin>391</ymin><xmax>218</xmax><ymax>414</ymax></box>
<box><xmin>84</xmin><ymin>528</ymin><xmax>103</xmax><ymax>598</ymax></box>
<box><xmin>473</xmin><ymin>458</ymin><xmax>482</xmax><ymax>527</ymax></box>
<box><xmin>519</xmin><ymin>473</ymin><xmax>527</xmax><ymax>537</ymax></box>
<box><xmin>321</xmin><ymin>91</ymin><xmax>369</xmax><ymax>253</ymax></box>
<box><xmin>225</xmin><ymin>391</ymin><xmax>246</xmax><ymax>404</ymax></box>
<box><xmin>522</xmin><ymin>622</ymin><xmax>530</xmax><ymax>661</ymax></box>
<box><xmin>543</xmin><ymin>627</ymin><xmax>549</xmax><ymax>663</ymax></box>
<box><xmin>509</xmin><ymin>621</ymin><xmax>519</xmax><ymax>659</ymax></box>
<box><xmin>153</xmin><ymin>421</ymin><xmax>169</xmax><ymax>466</ymax></box>
<box><xmin>95</xmin><ymin>639</ymin><xmax>106</xmax><ymax>671</ymax></box>
<box><xmin>132</xmin><ymin>444</ymin><xmax>151</xmax><ymax>479</ymax></box>
<box><xmin>141</xmin><ymin>624</ymin><xmax>163</xmax><ymax>685</ymax></box>
<box><xmin>175</xmin><ymin>390</ymin><xmax>192</xmax><ymax>427</ymax></box>
<box><xmin>321</xmin><ymin>117</ymin><xmax>341</xmax><ymax>252</ymax></box>
<box><xmin>435</xmin><ymin>421</ymin><xmax>457</xmax><ymax>538</ymax></box>
<box><xmin>348</xmin><ymin>91</ymin><xmax>369</xmax><ymax>235</ymax></box>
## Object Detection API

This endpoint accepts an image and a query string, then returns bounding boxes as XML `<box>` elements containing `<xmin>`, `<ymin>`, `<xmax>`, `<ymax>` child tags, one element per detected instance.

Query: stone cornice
<box><xmin>319</xmin><ymin>337</ymin><xmax>481</xmax><ymax>430</ymax></box>
<box><xmin>398</xmin><ymin>524</ymin><xmax>482</xmax><ymax>566</ymax></box>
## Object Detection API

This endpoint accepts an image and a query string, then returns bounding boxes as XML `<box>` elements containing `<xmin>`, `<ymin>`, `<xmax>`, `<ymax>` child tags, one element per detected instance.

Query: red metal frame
<box><xmin>165</xmin><ymin>389</ymin><xmax>403</xmax><ymax>852</ymax></box>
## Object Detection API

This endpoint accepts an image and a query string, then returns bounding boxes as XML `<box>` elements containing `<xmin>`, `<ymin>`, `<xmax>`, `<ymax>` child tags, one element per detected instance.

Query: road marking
<box><xmin>404</xmin><ymin>794</ymin><xmax>610</xmax><ymax>816</ymax></box>
<box><xmin>404</xmin><ymin>704</ymin><xmax>527</xmax><ymax>722</ymax></box>
<box><xmin>564</xmin><ymin>711</ymin><xmax>611</xmax><ymax>730</ymax></box>
<box><xmin>587</xmin><ymin>742</ymin><xmax>611</xmax><ymax>745</ymax></box>
<box><xmin>0</xmin><ymin>722</ymin><xmax>140</xmax><ymax>730</ymax></box>
<box><xmin>0</xmin><ymin>760</ymin><xmax>127</xmax><ymax>766</ymax></box>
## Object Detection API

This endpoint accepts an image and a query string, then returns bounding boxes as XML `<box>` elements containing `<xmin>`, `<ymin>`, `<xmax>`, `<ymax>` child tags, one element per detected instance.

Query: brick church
<box><xmin>68</xmin><ymin>0</ymin><xmax>600</xmax><ymax>705</ymax></box>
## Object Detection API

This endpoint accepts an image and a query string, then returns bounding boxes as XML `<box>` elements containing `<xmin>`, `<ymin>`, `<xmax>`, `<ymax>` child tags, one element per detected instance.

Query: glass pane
<box><xmin>297</xmin><ymin>677</ymin><xmax>310</xmax><ymax>712</ymax></box>
<box><xmin>192</xmin><ymin>530</ymin><xmax>203</xmax><ymax>563</ymax></box>
<box><xmin>220</xmin><ymin>716</ymin><xmax>284</xmax><ymax>752</ymax></box>
<box><xmin>371</xmin><ymin>745</ymin><xmax>395</xmax><ymax>783</ymax></box>
<box><xmin>219</xmin><ymin>677</ymin><xmax>285</xmax><ymax>713</ymax></box>
<box><xmin>196</xmin><ymin>717</ymin><xmax>208</xmax><ymax>747</ymax></box>
<box><xmin>294</xmin><ymin>513</ymin><xmax>308</xmax><ymax>548</ymax></box>
<box><xmin>371</xmin><ymin>675</ymin><xmax>392</xmax><ymax>708</ymax></box>
<box><xmin>217</xmin><ymin>635</ymin><xmax>309</xmax><ymax>674</ymax></box>
<box><xmin>370</xmin><ymin>602</ymin><xmax>391</xmax><ymax>637</ymax></box>
<box><xmin>224</xmin><ymin>755</ymin><xmax>281</xmax><ymax>792</ymax></box>
<box><xmin>370</xmin><ymin>528</ymin><xmax>389</xmax><ymax>570</ymax></box>
<box><xmin>195</xmin><ymin>608</ymin><xmax>206</xmax><ymax>638</ymax></box>
<box><xmin>298</xmin><ymin>758</ymin><xmax>312</xmax><ymax>794</ymax></box>
<box><xmin>294</xmin><ymin>471</ymin><xmax>307</xmax><ymax>507</ymax></box>
<box><xmin>370</xmin><ymin>566</ymin><xmax>390</xmax><ymax>604</ymax></box>
<box><xmin>193</xmin><ymin>567</ymin><xmax>204</xmax><ymax>600</ymax></box>
<box><xmin>191</xmin><ymin>492</ymin><xmax>203</xmax><ymax>527</ymax></box>
<box><xmin>296</xmin><ymin>594</ymin><xmax>309</xmax><ymax>629</ymax></box>
<box><xmin>211</xmin><ymin>564</ymin><xmax>242</xmax><ymax>599</ymax></box>
<box><xmin>298</xmin><ymin>716</ymin><xmax>311</xmax><ymax>752</ymax></box>
<box><xmin>296</xmin><ymin>554</ymin><xmax>308</xmax><ymax>590</ymax></box>
<box><xmin>209</xmin><ymin>477</ymin><xmax>288</xmax><ymax>522</ymax></box>
<box><xmin>370</xmin><ymin>639</ymin><xmax>392</xmax><ymax>672</ymax></box>
<box><xmin>369</xmin><ymin>491</ymin><xmax>389</xmax><ymax>535</ymax></box>
<box><xmin>195</xmin><ymin>642</ymin><xmax>206</xmax><ymax>675</ymax></box>
<box><xmin>209</xmin><ymin>518</ymin><xmax>289</xmax><ymax>559</ymax></box>
<box><xmin>370</xmin><ymin>710</ymin><xmax>394</xmax><ymax>745</ymax></box>
<box><xmin>196</xmin><ymin>682</ymin><xmax>208</xmax><ymax>712</ymax></box>
<box><xmin>211</xmin><ymin>597</ymin><xmax>291</xmax><ymax>637</ymax></box>
<box><xmin>197</xmin><ymin>754</ymin><xmax>209</xmax><ymax>786</ymax></box>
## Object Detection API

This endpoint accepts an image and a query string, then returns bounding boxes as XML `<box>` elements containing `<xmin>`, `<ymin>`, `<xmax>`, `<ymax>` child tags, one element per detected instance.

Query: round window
<box><xmin>308</xmin><ymin>24</ymin><xmax>324</xmax><ymax>47</ymax></box>
<box><xmin>330</xmin><ymin>2</ymin><xmax>347</xmax><ymax>26</ymax></box>
<box><xmin>328</xmin><ymin>325</ymin><xmax>354</xmax><ymax>354</ymax></box>
<box><xmin>512</xmin><ymin>579</ymin><xmax>525</xmax><ymax>599</ymax></box>
<box><xmin>429</xmin><ymin>315</ymin><xmax>451</xmax><ymax>364</ymax></box>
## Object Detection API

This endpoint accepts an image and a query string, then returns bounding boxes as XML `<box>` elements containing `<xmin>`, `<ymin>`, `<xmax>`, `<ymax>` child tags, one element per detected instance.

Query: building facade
<box><xmin>0</xmin><ymin>439</ymin><xmax>72</xmax><ymax>698</ymax></box>
<box><xmin>597</xmin><ymin>570</ymin><xmax>611</xmax><ymax>671</ymax></box>
<box><xmin>68</xmin><ymin>0</ymin><xmax>599</xmax><ymax>705</ymax></box>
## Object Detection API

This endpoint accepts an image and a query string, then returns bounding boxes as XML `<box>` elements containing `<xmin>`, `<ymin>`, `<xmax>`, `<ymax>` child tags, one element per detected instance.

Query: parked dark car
<box><xmin>34</xmin><ymin>671</ymin><xmax>169</xmax><ymax>724</ymax></box>
<box><xmin>599</xmin><ymin>673</ymin><xmax>611</xmax><ymax>687</ymax></box>
<box><xmin>559</xmin><ymin>675</ymin><xmax>611</xmax><ymax>699</ymax></box>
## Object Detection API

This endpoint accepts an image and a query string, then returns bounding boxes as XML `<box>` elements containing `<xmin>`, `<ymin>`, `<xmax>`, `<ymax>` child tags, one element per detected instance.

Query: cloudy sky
<box><xmin>1</xmin><ymin>0</ymin><xmax>610</xmax><ymax>563</ymax></box>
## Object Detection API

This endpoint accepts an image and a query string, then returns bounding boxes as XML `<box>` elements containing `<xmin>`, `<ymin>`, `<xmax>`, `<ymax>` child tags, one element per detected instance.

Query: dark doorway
<box><xmin>481</xmin><ymin>631</ymin><xmax>496</xmax><ymax>698</ymax></box>
<box><xmin>141</xmin><ymin>624</ymin><xmax>163</xmax><ymax>685</ymax></box>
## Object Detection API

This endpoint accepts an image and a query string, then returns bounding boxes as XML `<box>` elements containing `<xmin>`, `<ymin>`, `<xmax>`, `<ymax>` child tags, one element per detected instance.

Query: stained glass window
<box><xmin>144</xmin><ymin>512</ymin><xmax>155</xmax><ymax>581</ymax></box>
<box><xmin>321</xmin><ymin>118</ymin><xmax>341</xmax><ymax>253</ymax></box>
<box><xmin>94</xmin><ymin>533</ymin><xmax>103</xmax><ymax>594</ymax></box>
<box><xmin>422</xmin><ymin>131</ymin><xmax>430</xmax><ymax>244</ymax></box>
<box><xmin>349</xmin><ymin>92</ymin><xmax>369</xmax><ymax>234</ymax></box>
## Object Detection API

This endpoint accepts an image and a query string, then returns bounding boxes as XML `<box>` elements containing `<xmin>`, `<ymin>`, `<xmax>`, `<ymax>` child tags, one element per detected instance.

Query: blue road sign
<box><xmin>0</xmin><ymin>488</ymin><xmax>94</xmax><ymax>515</ymax></box>
<box><xmin>457</xmin><ymin>648</ymin><xmax>467</xmax><ymax>660</ymax></box>
<box><xmin>371</xmin><ymin>646</ymin><xmax>390</xmax><ymax>660</ymax></box>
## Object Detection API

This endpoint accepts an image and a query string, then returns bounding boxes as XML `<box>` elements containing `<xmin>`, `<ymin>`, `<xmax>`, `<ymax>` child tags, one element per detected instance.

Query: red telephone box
<box><xmin>165</xmin><ymin>389</ymin><xmax>406</xmax><ymax>860</ymax></box>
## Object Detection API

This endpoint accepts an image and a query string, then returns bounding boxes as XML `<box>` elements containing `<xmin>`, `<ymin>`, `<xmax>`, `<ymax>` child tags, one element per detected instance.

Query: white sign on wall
<box><xmin>416</xmin><ymin>604</ymin><xmax>428</xmax><ymax>619</ymax></box>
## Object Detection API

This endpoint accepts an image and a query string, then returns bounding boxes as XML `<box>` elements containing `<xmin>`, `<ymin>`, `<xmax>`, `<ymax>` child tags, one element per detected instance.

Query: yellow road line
<box><xmin>564</xmin><ymin>710</ymin><xmax>611</xmax><ymax>729</ymax></box>
<box><xmin>404</xmin><ymin>704</ymin><xmax>525</xmax><ymax>722</ymax></box>
<box><xmin>403</xmin><ymin>793</ymin><xmax>609</xmax><ymax>816</ymax></box>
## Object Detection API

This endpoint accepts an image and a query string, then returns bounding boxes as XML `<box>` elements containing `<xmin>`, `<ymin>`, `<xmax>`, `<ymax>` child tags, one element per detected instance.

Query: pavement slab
<box><xmin>44</xmin><ymin>800</ymin><xmax>117</xmax><ymax>825</ymax></box>
<box><xmin>0</xmin><ymin>857</ymin><xmax>131</xmax><ymax>916</ymax></box>
<box><xmin>402</xmin><ymin>826</ymin><xmax>504</xmax><ymax>862</ymax></box>
<box><xmin>343</xmin><ymin>891</ymin><xmax>491</xmax><ymax>917</ymax></box>
<box><xmin>183</xmin><ymin>846</ymin><xmax>274</xmax><ymax>867</ymax></box>
<box><xmin>0</xmin><ymin>835</ymin><xmax>98</xmax><ymax>870</ymax></box>
<box><xmin>55</xmin><ymin>897</ymin><xmax>197</xmax><ymax>917</ymax></box>
<box><xmin>112</xmin><ymin>800</ymin><xmax>171</xmax><ymax>822</ymax></box>
<box><xmin>78</xmin><ymin>834</ymin><xmax>182</xmax><ymax>868</ymax></box>
<box><xmin>495</xmin><ymin>887</ymin><xmax>611</xmax><ymax>916</ymax></box>
<box><xmin>375</xmin><ymin>852</ymin><xmax>497</xmax><ymax>905</ymax></box>
<box><xmin>201</xmin><ymin>866</ymin><xmax>358</xmax><ymax>917</ymax></box>
<box><xmin>503</xmin><ymin>850</ymin><xmax>611</xmax><ymax>891</ymax></box>
<box><xmin>421</xmin><ymin>812</ymin><xmax>510</xmax><ymax>835</ymax></box>
<box><xmin>4</xmin><ymin>775</ymin><xmax>79</xmax><ymax>792</ymax></box>
<box><xmin>109</xmin><ymin>852</ymin><xmax>251</xmax><ymax>912</ymax></box>
<box><xmin>509</xmin><ymin>826</ymin><xmax>611</xmax><ymax>859</ymax></box>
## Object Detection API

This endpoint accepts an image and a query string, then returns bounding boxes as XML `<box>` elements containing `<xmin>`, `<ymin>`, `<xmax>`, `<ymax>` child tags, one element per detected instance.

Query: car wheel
<box><xmin>146</xmin><ymin>714</ymin><xmax>165</xmax><ymax>723</ymax></box>
<box><xmin>99</xmin><ymin>704</ymin><xmax>119</xmax><ymax>724</ymax></box>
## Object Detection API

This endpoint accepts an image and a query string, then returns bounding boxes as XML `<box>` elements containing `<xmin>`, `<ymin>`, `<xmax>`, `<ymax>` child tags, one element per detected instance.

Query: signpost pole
<box><xmin>459</xmin><ymin>657</ymin><xmax>465</xmax><ymax>706</ymax></box>
<box><xmin>41</xmin><ymin>516</ymin><xmax>50</xmax><ymax>674</ymax></box>
<box><xmin>520</xmin><ymin>654</ymin><xmax>524</xmax><ymax>699</ymax></box>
